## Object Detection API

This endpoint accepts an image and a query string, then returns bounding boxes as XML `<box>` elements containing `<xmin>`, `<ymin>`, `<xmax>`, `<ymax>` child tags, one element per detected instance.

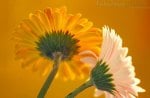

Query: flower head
<box><xmin>13</xmin><ymin>7</ymin><xmax>101</xmax><ymax>80</ymax></box>
<box><xmin>81</xmin><ymin>26</ymin><xmax>145</xmax><ymax>97</ymax></box>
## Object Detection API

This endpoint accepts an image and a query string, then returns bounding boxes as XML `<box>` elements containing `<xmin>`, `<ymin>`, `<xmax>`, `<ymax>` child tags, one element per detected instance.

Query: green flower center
<box><xmin>36</xmin><ymin>31</ymin><xmax>80</xmax><ymax>60</ymax></box>
<box><xmin>91</xmin><ymin>60</ymin><xmax>116</xmax><ymax>94</ymax></box>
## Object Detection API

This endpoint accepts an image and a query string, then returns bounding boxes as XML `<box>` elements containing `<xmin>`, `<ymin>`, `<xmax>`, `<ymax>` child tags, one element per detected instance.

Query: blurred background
<box><xmin>0</xmin><ymin>0</ymin><xmax>150</xmax><ymax>98</ymax></box>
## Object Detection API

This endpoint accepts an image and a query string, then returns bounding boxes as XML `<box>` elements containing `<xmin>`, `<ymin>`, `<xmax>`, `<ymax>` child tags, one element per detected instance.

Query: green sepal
<box><xmin>91</xmin><ymin>60</ymin><xmax>116</xmax><ymax>94</ymax></box>
<box><xmin>36</xmin><ymin>31</ymin><xmax>79</xmax><ymax>60</ymax></box>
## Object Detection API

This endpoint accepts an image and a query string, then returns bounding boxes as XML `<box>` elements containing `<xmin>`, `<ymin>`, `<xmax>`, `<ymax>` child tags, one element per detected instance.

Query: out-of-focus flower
<box><xmin>13</xmin><ymin>7</ymin><xmax>101</xmax><ymax>80</ymax></box>
<box><xmin>81</xmin><ymin>26</ymin><xmax>145</xmax><ymax>98</ymax></box>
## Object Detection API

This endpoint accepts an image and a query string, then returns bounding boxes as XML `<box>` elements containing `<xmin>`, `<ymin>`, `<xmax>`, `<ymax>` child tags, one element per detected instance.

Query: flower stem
<box><xmin>37</xmin><ymin>52</ymin><xmax>62</xmax><ymax>98</ymax></box>
<box><xmin>65</xmin><ymin>80</ymin><xmax>93</xmax><ymax>98</ymax></box>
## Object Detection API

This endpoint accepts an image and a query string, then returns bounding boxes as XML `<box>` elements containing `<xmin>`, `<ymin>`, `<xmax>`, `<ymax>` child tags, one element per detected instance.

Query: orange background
<box><xmin>0</xmin><ymin>0</ymin><xmax>150</xmax><ymax>98</ymax></box>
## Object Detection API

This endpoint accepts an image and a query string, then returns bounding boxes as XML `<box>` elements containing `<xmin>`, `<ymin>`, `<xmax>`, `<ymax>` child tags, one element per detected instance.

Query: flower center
<box><xmin>36</xmin><ymin>31</ymin><xmax>80</xmax><ymax>60</ymax></box>
<box><xmin>91</xmin><ymin>60</ymin><xmax>116</xmax><ymax>94</ymax></box>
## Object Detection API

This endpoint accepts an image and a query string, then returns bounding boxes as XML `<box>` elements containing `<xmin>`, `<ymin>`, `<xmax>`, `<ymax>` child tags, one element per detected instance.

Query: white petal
<box><xmin>120</xmin><ymin>47</ymin><xmax>128</xmax><ymax>58</ymax></box>
<box><xmin>133</xmin><ymin>78</ymin><xmax>140</xmax><ymax>85</ymax></box>
<box><xmin>134</xmin><ymin>86</ymin><xmax>146</xmax><ymax>92</ymax></box>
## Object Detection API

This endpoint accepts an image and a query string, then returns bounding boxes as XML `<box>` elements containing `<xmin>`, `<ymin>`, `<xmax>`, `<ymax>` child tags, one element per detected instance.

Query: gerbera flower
<box><xmin>92</xmin><ymin>26</ymin><xmax>145</xmax><ymax>97</ymax></box>
<box><xmin>13</xmin><ymin>7</ymin><xmax>101</xmax><ymax>80</ymax></box>
<box><xmin>66</xmin><ymin>26</ymin><xmax>145</xmax><ymax>98</ymax></box>
<box><xmin>13</xmin><ymin>6</ymin><xmax>101</xmax><ymax>98</ymax></box>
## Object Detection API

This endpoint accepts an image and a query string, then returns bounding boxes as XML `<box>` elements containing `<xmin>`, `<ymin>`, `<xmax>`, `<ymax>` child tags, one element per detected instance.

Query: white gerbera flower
<box><xmin>81</xmin><ymin>26</ymin><xmax>145</xmax><ymax>98</ymax></box>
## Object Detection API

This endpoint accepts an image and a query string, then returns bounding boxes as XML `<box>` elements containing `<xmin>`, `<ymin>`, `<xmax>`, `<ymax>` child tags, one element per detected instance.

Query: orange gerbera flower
<box><xmin>13</xmin><ymin>7</ymin><xmax>102</xmax><ymax>80</ymax></box>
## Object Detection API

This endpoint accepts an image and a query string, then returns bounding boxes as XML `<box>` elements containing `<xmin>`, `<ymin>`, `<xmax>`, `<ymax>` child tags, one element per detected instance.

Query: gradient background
<box><xmin>0</xmin><ymin>0</ymin><xmax>150</xmax><ymax>98</ymax></box>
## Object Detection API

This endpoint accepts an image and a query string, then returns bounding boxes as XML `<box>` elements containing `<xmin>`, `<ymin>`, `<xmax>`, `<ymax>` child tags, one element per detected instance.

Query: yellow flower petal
<box><xmin>13</xmin><ymin>7</ymin><xmax>102</xmax><ymax>80</ymax></box>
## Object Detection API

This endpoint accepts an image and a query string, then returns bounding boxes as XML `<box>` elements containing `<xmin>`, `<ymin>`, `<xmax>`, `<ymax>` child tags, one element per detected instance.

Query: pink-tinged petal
<box><xmin>116</xmin><ymin>86</ymin><xmax>127</xmax><ymax>97</ymax></box>
<box><xmin>128</xmin><ymin>94</ymin><xmax>136</xmax><ymax>98</ymax></box>
<box><xmin>79</xmin><ymin>50</ymin><xmax>98</xmax><ymax>59</ymax></box>
<box><xmin>79</xmin><ymin>50</ymin><xmax>98</xmax><ymax>68</ymax></box>
<box><xmin>80</xmin><ymin>57</ymin><xmax>97</xmax><ymax>68</ymax></box>
<box><xmin>104</xmin><ymin>92</ymin><xmax>114</xmax><ymax>98</ymax></box>
<box><xmin>94</xmin><ymin>89</ymin><xmax>104</xmax><ymax>97</ymax></box>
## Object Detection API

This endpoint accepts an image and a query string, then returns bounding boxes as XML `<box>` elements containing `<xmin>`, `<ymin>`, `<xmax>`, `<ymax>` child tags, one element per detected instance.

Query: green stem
<box><xmin>65</xmin><ymin>80</ymin><xmax>93</xmax><ymax>98</ymax></box>
<box><xmin>37</xmin><ymin>52</ymin><xmax>62</xmax><ymax>98</ymax></box>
